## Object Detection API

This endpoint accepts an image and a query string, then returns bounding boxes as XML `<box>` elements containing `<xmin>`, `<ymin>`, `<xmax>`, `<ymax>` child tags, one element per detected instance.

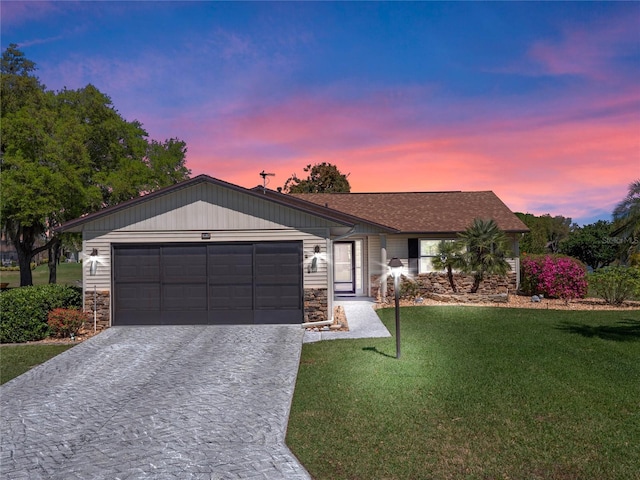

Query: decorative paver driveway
<box><xmin>0</xmin><ymin>325</ymin><xmax>311</xmax><ymax>479</ymax></box>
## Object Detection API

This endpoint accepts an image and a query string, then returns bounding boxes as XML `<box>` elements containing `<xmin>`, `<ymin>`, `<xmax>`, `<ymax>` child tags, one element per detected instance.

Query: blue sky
<box><xmin>2</xmin><ymin>1</ymin><xmax>639</xmax><ymax>225</ymax></box>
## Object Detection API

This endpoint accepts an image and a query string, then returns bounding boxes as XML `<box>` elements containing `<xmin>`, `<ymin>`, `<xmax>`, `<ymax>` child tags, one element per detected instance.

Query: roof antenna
<box><xmin>259</xmin><ymin>170</ymin><xmax>275</xmax><ymax>194</ymax></box>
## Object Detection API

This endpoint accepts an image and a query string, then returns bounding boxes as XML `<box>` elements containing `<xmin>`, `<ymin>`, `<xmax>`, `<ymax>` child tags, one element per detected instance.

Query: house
<box><xmin>59</xmin><ymin>174</ymin><xmax>528</xmax><ymax>329</ymax></box>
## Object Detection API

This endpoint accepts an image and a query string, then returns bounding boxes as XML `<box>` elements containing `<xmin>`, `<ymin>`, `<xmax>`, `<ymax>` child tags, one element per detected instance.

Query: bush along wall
<box><xmin>0</xmin><ymin>285</ymin><xmax>83</xmax><ymax>343</ymax></box>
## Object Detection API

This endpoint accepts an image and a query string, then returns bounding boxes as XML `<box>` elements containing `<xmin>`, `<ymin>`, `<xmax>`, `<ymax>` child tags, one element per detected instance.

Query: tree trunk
<box><xmin>471</xmin><ymin>273</ymin><xmax>482</xmax><ymax>294</ymax></box>
<box><xmin>6</xmin><ymin>221</ymin><xmax>54</xmax><ymax>287</ymax></box>
<box><xmin>8</xmin><ymin>223</ymin><xmax>37</xmax><ymax>287</ymax></box>
<box><xmin>446</xmin><ymin>266</ymin><xmax>457</xmax><ymax>293</ymax></box>
<box><xmin>16</xmin><ymin>244</ymin><xmax>34</xmax><ymax>287</ymax></box>
<box><xmin>48</xmin><ymin>237</ymin><xmax>61</xmax><ymax>284</ymax></box>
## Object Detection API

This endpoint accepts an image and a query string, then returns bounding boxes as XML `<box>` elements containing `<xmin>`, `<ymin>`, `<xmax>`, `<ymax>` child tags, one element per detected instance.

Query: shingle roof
<box><xmin>290</xmin><ymin>191</ymin><xmax>529</xmax><ymax>233</ymax></box>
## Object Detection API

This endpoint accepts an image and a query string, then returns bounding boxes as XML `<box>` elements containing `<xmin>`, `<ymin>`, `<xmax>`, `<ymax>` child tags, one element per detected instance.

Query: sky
<box><xmin>2</xmin><ymin>1</ymin><xmax>639</xmax><ymax>225</ymax></box>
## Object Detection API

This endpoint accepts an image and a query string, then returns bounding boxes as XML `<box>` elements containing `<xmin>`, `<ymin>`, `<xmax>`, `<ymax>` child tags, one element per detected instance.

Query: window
<box><xmin>419</xmin><ymin>239</ymin><xmax>457</xmax><ymax>273</ymax></box>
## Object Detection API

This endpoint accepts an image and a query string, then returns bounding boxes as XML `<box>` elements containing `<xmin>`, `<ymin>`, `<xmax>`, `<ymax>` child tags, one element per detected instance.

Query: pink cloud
<box><xmin>528</xmin><ymin>14</ymin><xmax>639</xmax><ymax>82</ymax></box>
<box><xmin>0</xmin><ymin>1</ymin><xmax>59</xmax><ymax>27</ymax></box>
<box><xmin>171</xmin><ymin>84</ymin><xmax>637</xmax><ymax>224</ymax></box>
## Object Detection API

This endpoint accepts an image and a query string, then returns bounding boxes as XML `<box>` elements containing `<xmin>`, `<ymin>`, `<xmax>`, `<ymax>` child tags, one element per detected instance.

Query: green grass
<box><xmin>0</xmin><ymin>344</ymin><xmax>75</xmax><ymax>384</ymax></box>
<box><xmin>0</xmin><ymin>262</ymin><xmax>82</xmax><ymax>288</ymax></box>
<box><xmin>287</xmin><ymin>307</ymin><xmax>640</xmax><ymax>480</ymax></box>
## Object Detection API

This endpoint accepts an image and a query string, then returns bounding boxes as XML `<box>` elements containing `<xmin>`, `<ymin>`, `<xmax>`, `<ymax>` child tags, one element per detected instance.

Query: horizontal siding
<box><xmin>302</xmin><ymin>240</ymin><xmax>329</xmax><ymax>289</ymax></box>
<box><xmin>387</xmin><ymin>235</ymin><xmax>410</xmax><ymax>264</ymax></box>
<box><xmin>82</xmin><ymin>238</ymin><xmax>112</xmax><ymax>292</ymax></box>
<box><xmin>86</xmin><ymin>183</ymin><xmax>343</xmax><ymax>232</ymax></box>
<box><xmin>83</xmin><ymin>229</ymin><xmax>330</xmax><ymax>292</ymax></box>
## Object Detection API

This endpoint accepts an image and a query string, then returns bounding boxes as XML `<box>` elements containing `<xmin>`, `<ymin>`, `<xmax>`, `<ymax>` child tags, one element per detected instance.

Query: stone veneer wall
<box><xmin>372</xmin><ymin>272</ymin><xmax>517</xmax><ymax>302</ymax></box>
<box><xmin>304</xmin><ymin>288</ymin><xmax>328</xmax><ymax>323</ymax></box>
<box><xmin>83</xmin><ymin>289</ymin><xmax>327</xmax><ymax>327</ymax></box>
<box><xmin>84</xmin><ymin>290</ymin><xmax>110</xmax><ymax>331</ymax></box>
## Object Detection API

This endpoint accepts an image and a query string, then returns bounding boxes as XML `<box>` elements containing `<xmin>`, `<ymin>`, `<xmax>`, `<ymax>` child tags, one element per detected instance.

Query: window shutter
<box><xmin>408</xmin><ymin>238</ymin><xmax>419</xmax><ymax>275</ymax></box>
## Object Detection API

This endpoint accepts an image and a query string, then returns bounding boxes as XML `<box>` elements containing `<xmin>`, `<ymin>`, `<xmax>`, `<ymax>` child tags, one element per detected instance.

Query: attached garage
<box><xmin>59</xmin><ymin>175</ymin><xmax>359</xmax><ymax>329</ymax></box>
<box><xmin>113</xmin><ymin>242</ymin><xmax>303</xmax><ymax>325</ymax></box>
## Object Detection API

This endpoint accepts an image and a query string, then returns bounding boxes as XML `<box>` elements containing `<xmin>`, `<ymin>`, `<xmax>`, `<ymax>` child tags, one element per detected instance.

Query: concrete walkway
<box><xmin>0</xmin><ymin>325</ymin><xmax>311</xmax><ymax>480</ymax></box>
<box><xmin>303</xmin><ymin>297</ymin><xmax>391</xmax><ymax>343</ymax></box>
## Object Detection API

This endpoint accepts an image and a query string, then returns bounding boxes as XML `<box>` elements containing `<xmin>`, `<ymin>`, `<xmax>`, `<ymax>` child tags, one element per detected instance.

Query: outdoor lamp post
<box><xmin>388</xmin><ymin>257</ymin><xmax>403</xmax><ymax>359</ymax></box>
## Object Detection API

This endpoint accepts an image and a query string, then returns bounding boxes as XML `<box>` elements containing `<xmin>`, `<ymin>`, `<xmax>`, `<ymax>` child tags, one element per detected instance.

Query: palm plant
<box><xmin>458</xmin><ymin>218</ymin><xmax>511</xmax><ymax>293</ymax></box>
<box><xmin>612</xmin><ymin>180</ymin><xmax>640</xmax><ymax>264</ymax></box>
<box><xmin>431</xmin><ymin>240</ymin><xmax>465</xmax><ymax>292</ymax></box>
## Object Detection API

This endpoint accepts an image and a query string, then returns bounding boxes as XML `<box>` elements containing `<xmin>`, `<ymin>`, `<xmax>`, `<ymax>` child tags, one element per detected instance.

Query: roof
<box><xmin>58</xmin><ymin>175</ymin><xmax>358</xmax><ymax>232</ymax></box>
<box><xmin>249</xmin><ymin>186</ymin><xmax>398</xmax><ymax>233</ymax></box>
<box><xmin>289</xmin><ymin>191</ymin><xmax>529</xmax><ymax>233</ymax></box>
<box><xmin>58</xmin><ymin>175</ymin><xmax>528</xmax><ymax>234</ymax></box>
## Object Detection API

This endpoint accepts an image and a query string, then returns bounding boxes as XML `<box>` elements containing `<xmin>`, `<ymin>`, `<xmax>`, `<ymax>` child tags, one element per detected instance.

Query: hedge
<box><xmin>0</xmin><ymin>285</ymin><xmax>83</xmax><ymax>343</ymax></box>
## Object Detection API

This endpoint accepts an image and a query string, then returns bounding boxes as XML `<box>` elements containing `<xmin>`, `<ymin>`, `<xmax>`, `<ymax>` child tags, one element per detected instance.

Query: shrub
<box><xmin>0</xmin><ymin>284</ymin><xmax>83</xmax><ymax>343</ymax></box>
<box><xmin>589</xmin><ymin>266</ymin><xmax>640</xmax><ymax>305</ymax></box>
<box><xmin>521</xmin><ymin>254</ymin><xmax>588</xmax><ymax>301</ymax></box>
<box><xmin>47</xmin><ymin>308</ymin><xmax>88</xmax><ymax>338</ymax></box>
<box><xmin>399</xmin><ymin>277</ymin><xmax>421</xmax><ymax>300</ymax></box>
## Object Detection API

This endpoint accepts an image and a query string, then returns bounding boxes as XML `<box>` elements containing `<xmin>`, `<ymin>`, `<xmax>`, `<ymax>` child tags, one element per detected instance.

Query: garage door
<box><xmin>113</xmin><ymin>242</ymin><xmax>303</xmax><ymax>325</ymax></box>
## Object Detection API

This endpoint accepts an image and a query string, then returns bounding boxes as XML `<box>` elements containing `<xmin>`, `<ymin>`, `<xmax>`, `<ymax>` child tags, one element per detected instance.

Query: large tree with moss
<box><xmin>1</xmin><ymin>44</ymin><xmax>190</xmax><ymax>286</ymax></box>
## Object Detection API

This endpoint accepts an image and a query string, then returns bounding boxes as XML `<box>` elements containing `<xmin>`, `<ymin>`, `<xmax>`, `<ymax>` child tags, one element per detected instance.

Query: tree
<box><xmin>458</xmin><ymin>218</ymin><xmax>511</xmax><ymax>293</ymax></box>
<box><xmin>560</xmin><ymin>220</ymin><xmax>617</xmax><ymax>270</ymax></box>
<box><xmin>283</xmin><ymin>162</ymin><xmax>350</xmax><ymax>193</ymax></box>
<box><xmin>612</xmin><ymin>180</ymin><xmax>640</xmax><ymax>264</ymax></box>
<box><xmin>515</xmin><ymin>213</ymin><xmax>572</xmax><ymax>254</ymax></box>
<box><xmin>1</xmin><ymin>45</ymin><xmax>191</xmax><ymax>286</ymax></box>
<box><xmin>431</xmin><ymin>240</ymin><xmax>465</xmax><ymax>292</ymax></box>
<box><xmin>145</xmin><ymin>138</ymin><xmax>190</xmax><ymax>191</ymax></box>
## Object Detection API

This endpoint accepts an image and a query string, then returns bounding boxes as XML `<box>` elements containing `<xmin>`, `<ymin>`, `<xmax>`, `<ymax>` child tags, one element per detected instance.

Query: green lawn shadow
<box><xmin>362</xmin><ymin>346</ymin><xmax>396</xmax><ymax>358</ymax></box>
<box><xmin>556</xmin><ymin>319</ymin><xmax>640</xmax><ymax>342</ymax></box>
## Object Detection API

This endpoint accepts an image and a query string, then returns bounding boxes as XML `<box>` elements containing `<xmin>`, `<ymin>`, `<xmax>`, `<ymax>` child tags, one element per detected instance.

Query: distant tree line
<box><xmin>516</xmin><ymin>180</ymin><xmax>639</xmax><ymax>269</ymax></box>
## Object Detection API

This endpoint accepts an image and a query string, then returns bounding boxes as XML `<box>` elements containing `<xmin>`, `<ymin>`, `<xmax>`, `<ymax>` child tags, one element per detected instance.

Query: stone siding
<box><xmin>304</xmin><ymin>288</ymin><xmax>328</xmax><ymax>323</ymax></box>
<box><xmin>374</xmin><ymin>272</ymin><xmax>517</xmax><ymax>303</ymax></box>
<box><xmin>84</xmin><ymin>290</ymin><xmax>110</xmax><ymax>330</ymax></box>
<box><xmin>83</xmin><ymin>289</ymin><xmax>327</xmax><ymax>327</ymax></box>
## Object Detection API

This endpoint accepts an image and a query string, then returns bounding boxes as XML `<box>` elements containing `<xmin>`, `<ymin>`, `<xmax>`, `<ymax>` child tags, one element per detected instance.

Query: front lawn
<box><xmin>287</xmin><ymin>306</ymin><xmax>640</xmax><ymax>479</ymax></box>
<box><xmin>0</xmin><ymin>344</ymin><xmax>75</xmax><ymax>384</ymax></box>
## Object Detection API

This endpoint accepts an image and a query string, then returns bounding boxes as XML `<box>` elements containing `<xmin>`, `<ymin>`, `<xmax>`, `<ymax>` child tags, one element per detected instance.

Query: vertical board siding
<box><xmin>87</xmin><ymin>182</ymin><xmax>341</xmax><ymax>232</ymax></box>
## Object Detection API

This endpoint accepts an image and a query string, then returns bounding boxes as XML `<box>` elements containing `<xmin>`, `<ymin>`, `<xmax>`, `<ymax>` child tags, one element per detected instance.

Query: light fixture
<box><xmin>89</xmin><ymin>248</ymin><xmax>99</xmax><ymax>276</ymax></box>
<box><xmin>388</xmin><ymin>257</ymin><xmax>403</xmax><ymax>279</ymax></box>
<box><xmin>388</xmin><ymin>257</ymin><xmax>404</xmax><ymax>359</ymax></box>
<box><xmin>309</xmin><ymin>246</ymin><xmax>321</xmax><ymax>273</ymax></box>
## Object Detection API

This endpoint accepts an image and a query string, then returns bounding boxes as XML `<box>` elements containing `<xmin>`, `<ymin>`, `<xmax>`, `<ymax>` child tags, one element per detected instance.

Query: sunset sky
<box><xmin>2</xmin><ymin>1</ymin><xmax>638</xmax><ymax>225</ymax></box>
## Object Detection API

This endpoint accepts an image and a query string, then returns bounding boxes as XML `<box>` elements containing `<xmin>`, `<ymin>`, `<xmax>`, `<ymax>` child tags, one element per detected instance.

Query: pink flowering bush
<box><xmin>521</xmin><ymin>254</ymin><xmax>588</xmax><ymax>301</ymax></box>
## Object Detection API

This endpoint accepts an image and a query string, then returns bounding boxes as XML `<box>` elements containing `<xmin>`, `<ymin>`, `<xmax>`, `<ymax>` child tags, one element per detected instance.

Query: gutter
<box><xmin>332</xmin><ymin>225</ymin><xmax>357</xmax><ymax>242</ymax></box>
